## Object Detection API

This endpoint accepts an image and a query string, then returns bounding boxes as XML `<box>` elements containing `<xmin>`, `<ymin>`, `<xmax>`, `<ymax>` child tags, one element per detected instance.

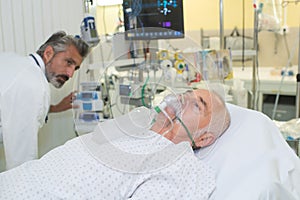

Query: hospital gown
<box><xmin>0</xmin><ymin>121</ymin><xmax>215</xmax><ymax>199</ymax></box>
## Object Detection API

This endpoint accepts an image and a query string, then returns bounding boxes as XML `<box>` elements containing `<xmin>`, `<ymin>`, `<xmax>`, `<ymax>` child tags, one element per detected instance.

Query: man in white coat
<box><xmin>0</xmin><ymin>31</ymin><xmax>89</xmax><ymax>170</ymax></box>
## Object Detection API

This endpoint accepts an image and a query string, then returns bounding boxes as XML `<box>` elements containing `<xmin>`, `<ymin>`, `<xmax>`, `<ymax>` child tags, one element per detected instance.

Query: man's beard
<box><xmin>45</xmin><ymin>62</ymin><xmax>69</xmax><ymax>88</ymax></box>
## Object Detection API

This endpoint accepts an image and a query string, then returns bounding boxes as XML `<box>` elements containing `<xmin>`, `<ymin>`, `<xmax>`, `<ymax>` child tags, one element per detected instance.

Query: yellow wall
<box><xmin>96</xmin><ymin>1</ymin><xmax>300</xmax><ymax>34</ymax></box>
<box><xmin>184</xmin><ymin>0</ymin><xmax>299</xmax><ymax>31</ymax></box>
<box><xmin>184</xmin><ymin>0</ymin><xmax>251</xmax><ymax>30</ymax></box>
<box><xmin>96</xmin><ymin>5</ymin><xmax>123</xmax><ymax>35</ymax></box>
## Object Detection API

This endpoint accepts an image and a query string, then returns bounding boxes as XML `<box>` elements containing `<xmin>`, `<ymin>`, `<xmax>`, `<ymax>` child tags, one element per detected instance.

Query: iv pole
<box><xmin>281</xmin><ymin>1</ymin><xmax>300</xmax><ymax>118</ymax></box>
<box><xmin>219</xmin><ymin>0</ymin><xmax>258</xmax><ymax>110</ymax></box>
<box><xmin>219</xmin><ymin>0</ymin><xmax>224</xmax><ymax>50</ymax></box>
<box><xmin>296</xmin><ymin>26</ymin><xmax>300</xmax><ymax>117</ymax></box>
<box><xmin>252</xmin><ymin>6</ymin><xmax>259</xmax><ymax>110</ymax></box>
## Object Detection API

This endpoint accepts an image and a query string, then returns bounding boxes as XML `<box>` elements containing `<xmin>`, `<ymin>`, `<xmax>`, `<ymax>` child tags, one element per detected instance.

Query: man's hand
<box><xmin>49</xmin><ymin>92</ymin><xmax>78</xmax><ymax>113</ymax></box>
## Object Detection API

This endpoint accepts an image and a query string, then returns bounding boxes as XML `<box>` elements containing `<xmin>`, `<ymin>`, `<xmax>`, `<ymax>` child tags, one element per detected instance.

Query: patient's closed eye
<box><xmin>192</xmin><ymin>101</ymin><xmax>199</xmax><ymax>108</ymax></box>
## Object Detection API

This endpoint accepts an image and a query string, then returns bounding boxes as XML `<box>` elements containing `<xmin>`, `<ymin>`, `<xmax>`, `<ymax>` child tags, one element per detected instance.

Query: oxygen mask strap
<box><xmin>176</xmin><ymin>116</ymin><xmax>196</xmax><ymax>149</ymax></box>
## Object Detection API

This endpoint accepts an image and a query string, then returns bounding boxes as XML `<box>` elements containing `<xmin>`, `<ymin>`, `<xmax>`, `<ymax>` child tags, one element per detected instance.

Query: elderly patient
<box><xmin>0</xmin><ymin>89</ymin><xmax>230</xmax><ymax>199</ymax></box>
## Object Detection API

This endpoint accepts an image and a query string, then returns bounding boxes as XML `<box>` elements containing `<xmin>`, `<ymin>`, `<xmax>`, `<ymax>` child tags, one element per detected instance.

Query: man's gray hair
<box><xmin>194</xmin><ymin>89</ymin><xmax>231</xmax><ymax>139</ymax></box>
<box><xmin>208</xmin><ymin>90</ymin><xmax>231</xmax><ymax>138</ymax></box>
<box><xmin>36</xmin><ymin>31</ymin><xmax>90</xmax><ymax>58</ymax></box>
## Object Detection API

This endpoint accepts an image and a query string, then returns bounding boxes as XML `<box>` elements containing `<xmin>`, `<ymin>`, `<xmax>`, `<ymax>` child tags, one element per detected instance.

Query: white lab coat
<box><xmin>0</xmin><ymin>52</ymin><xmax>50</xmax><ymax>170</ymax></box>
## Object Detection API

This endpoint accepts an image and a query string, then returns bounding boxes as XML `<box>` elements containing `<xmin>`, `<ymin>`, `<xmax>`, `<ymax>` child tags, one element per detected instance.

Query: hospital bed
<box><xmin>1</xmin><ymin>103</ymin><xmax>300</xmax><ymax>199</ymax></box>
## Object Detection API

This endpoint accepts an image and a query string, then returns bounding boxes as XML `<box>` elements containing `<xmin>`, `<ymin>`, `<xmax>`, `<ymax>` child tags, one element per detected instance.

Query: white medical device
<box><xmin>81</xmin><ymin>0</ymin><xmax>100</xmax><ymax>46</ymax></box>
<box><xmin>74</xmin><ymin>91</ymin><xmax>102</xmax><ymax>134</ymax></box>
<box><xmin>78</xmin><ymin>112</ymin><xmax>100</xmax><ymax>123</ymax></box>
<box><xmin>75</xmin><ymin>91</ymin><xmax>103</xmax><ymax>112</ymax></box>
<box><xmin>81</xmin><ymin>14</ymin><xmax>100</xmax><ymax>46</ymax></box>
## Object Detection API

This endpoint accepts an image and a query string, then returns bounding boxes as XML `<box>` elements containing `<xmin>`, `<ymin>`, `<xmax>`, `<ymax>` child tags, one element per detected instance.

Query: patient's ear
<box><xmin>194</xmin><ymin>132</ymin><xmax>216</xmax><ymax>147</ymax></box>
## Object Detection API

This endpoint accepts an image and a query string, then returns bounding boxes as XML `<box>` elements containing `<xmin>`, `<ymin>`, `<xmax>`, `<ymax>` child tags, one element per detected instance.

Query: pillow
<box><xmin>195</xmin><ymin>103</ymin><xmax>300</xmax><ymax>200</ymax></box>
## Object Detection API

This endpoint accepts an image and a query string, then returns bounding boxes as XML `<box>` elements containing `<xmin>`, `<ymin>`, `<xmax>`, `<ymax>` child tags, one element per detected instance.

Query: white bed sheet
<box><xmin>195</xmin><ymin>103</ymin><xmax>300</xmax><ymax>200</ymax></box>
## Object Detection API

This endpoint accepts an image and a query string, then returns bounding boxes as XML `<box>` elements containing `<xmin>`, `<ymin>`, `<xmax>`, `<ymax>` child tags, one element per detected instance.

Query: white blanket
<box><xmin>0</xmin><ymin>119</ymin><xmax>215</xmax><ymax>200</ymax></box>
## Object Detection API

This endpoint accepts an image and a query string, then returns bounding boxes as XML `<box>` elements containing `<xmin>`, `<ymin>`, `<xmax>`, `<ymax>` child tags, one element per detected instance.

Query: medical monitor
<box><xmin>123</xmin><ymin>0</ymin><xmax>184</xmax><ymax>40</ymax></box>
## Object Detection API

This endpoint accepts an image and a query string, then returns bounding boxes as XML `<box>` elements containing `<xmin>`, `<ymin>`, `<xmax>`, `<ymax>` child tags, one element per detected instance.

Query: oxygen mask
<box><xmin>156</xmin><ymin>93</ymin><xmax>189</xmax><ymax>118</ymax></box>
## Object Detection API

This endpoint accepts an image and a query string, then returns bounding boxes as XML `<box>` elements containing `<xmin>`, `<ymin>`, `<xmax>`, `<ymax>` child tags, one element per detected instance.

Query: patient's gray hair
<box><xmin>36</xmin><ymin>31</ymin><xmax>90</xmax><ymax>58</ymax></box>
<box><xmin>195</xmin><ymin>90</ymin><xmax>231</xmax><ymax>139</ymax></box>
<box><xmin>208</xmin><ymin>90</ymin><xmax>231</xmax><ymax>138</ymax></box>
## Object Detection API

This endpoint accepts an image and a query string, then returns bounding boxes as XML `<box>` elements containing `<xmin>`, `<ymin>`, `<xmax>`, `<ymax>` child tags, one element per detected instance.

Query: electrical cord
<box><xmin>102</xmin><ymin>6</ymin><xmax>108</xmax><ymax>40</ymax></box>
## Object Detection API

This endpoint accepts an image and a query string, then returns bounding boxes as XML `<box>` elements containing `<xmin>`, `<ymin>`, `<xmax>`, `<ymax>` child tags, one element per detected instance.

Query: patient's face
<box><xmin>160</xmin><ymin>89</ymin><xmax>213</xmax><ymax>144</ymax></box>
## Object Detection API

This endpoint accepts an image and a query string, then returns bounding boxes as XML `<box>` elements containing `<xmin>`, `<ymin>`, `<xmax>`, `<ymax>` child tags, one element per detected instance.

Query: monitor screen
<box><xmin>123</xmin><ymin>0</ymin><xmax>184</xmax><ymax>40</ymax></box>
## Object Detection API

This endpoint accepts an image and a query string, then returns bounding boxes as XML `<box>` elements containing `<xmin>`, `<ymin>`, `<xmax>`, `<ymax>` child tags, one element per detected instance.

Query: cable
<box><xmin>283</xmin><ymin>31</ymin><xmax>292</xmax><ymax>67</ymax></box>
<box><xmin>141</xmin><ymin>76</ymin><xmax>150</xmax><ymax>107</ymax></box>
<box><xmin>102</xmin><ymin>6</ymin><xmax>108</xmax><ymax>38</ymax></box>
